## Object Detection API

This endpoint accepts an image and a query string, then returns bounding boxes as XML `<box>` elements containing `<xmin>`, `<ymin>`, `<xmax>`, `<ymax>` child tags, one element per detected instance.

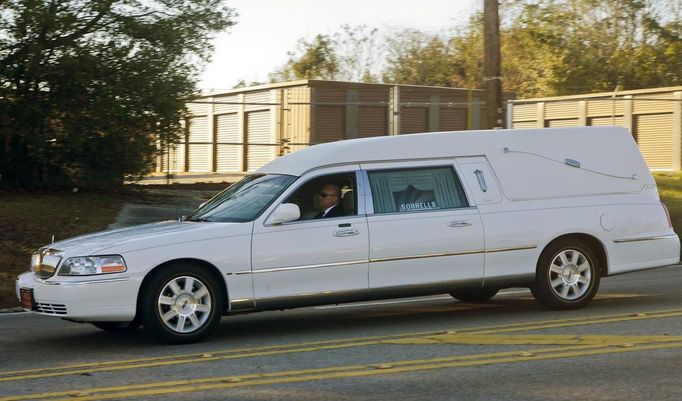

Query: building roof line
<box><xmin>511</xmin><ymin>86</ymin><xmax>682</xmax><ymax>103</ymax></box>
<box><xmin>195</xmin><ymin>79</ymin><xmax>492</xmax><ymax>99</ymax></box>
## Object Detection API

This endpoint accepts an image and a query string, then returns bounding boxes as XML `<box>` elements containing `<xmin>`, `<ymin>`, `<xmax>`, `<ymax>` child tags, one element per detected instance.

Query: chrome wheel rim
<box><xmin>157</xmin><ymin>276</ymin><xmax>212</xmax><ymax>333</ymax></box>
<box><xmin>548</xmin><ymin>249</ymin><xmax>592</xmax><ymax>301</ymax></box>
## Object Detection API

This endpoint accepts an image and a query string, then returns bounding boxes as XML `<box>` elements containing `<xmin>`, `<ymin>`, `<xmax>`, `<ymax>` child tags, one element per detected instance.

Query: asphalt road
<box><xmin>1</xmin><ymin>264</ymin><xmax>682</xmax><ymax>401</ymax></box>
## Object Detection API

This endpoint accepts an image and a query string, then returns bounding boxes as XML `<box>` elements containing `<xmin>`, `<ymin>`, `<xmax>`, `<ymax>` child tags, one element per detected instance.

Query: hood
<box><xmin>46</xmin><ymin>220</ymin><xmax>251</xmax><ymax>257</ymax></box>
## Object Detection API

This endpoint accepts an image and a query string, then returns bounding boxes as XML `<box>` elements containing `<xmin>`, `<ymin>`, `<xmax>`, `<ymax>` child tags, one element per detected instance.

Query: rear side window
<box><xmin>367</xmin><ymin>166</ymin><xmax>468</xmax><ymax>214</ymax></box>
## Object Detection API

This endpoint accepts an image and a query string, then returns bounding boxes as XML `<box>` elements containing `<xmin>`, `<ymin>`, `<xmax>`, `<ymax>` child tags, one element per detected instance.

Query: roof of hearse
<box><xmin>258</xmin><ymin>127</ymin><xmax>641</xmax><ymax>175</ymax></box>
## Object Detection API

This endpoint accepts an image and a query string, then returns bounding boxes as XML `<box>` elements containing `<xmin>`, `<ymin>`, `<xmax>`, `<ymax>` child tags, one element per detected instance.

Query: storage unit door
<box><xmin>512</xmin><ymin>121</ymin><xmax>538</xmax><ymax>129</ymax></box>
<box><xmin>187</xmin><ymin>116</ymin><xmax>210</xmax><ymax>172</ymax></box>
<box><xmin>166</xmin><ymin>144</ymin><xmax>186</xmax><ymax>172</ymax></box>
<box><xmin>246</xmin><ymin>110</ymin><xmax>274</xmax><ymax>172</ymax></box>
<box><xmin>216</xmin><ymin>113</ymin><xmax>240</xmax><ymax>172</ymax></box>
<box><xmin>439</xmin><ymin>108</ymin><xmax>467</xmax><ymax>131</ymax></box>
<box><xmin>588</xmin><ymin>116</ymin><xmax>624</xmax><ymax>126</ymax></box>
<box><xmin>635</xmin><ymin>114</ymin><xmax>675</xmax><ymax>170</ymax></box>
<box><xmin>400</xmin><ymin>106</ymin><xmax>428</xmax><ymax>134</ymax></box>
<box><xmin>358</xmin><ymin>106</ymin><xmax>387</xmax><ymax>138</ymax></box>
<box><xmin>546</xmin><ymin>118</ymin><xmax>580</xmax><ymax>127</ymax></box>
<box><xmin>315</xmin><ymin>105</ymin><xmax>345</xmax><ymax>143</ymax></box>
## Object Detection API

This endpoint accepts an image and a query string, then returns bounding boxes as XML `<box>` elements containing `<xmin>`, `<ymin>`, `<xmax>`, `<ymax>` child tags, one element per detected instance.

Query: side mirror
<box><xmin>266</xmin><ymin>203</ymin><xmax>300</xmax><ymax>225</ymax></box>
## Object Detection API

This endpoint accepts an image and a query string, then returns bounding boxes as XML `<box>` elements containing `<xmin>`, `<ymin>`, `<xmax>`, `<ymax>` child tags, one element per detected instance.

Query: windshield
<box><xmin>187</xmin><ymin>174</ymin><xmax>296</xmax><ymax>222</ymax></box>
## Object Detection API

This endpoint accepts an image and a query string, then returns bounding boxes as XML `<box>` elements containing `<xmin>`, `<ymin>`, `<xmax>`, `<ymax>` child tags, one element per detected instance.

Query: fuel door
<box><xmin>455</xmin><ymin>157</ymin><xmax>502</xmax><ymax>205</ymax></box>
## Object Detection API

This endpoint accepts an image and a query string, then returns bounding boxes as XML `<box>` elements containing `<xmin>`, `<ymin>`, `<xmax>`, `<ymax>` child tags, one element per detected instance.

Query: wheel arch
<box><xmin>540</xmin><ymin>233</ymin><xmax>608</xmax><ymax>276</ymax></box>
<box><xmin>135</xmin><ymin>258</ymin><xmax>229</xmax><ymax>319</ymax></box>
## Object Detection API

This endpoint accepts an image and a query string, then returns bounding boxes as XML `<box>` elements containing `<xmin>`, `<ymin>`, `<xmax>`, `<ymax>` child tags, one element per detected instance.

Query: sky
<box><xmin>199</xmin><ymin>0</ymin><xmax>480</xmax><ymax>91</ymax></box>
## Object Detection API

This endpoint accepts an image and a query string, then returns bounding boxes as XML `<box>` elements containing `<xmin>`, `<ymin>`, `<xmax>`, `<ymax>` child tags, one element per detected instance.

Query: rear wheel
<box><xmin>531</xmin><ymin>240</ymin><xmax>601</xmax><ymax>310</ymax></box>
<box><xmin>141</xmin><ymin>264</ymin><xmax>223</xmax><ymax>344</ymax></box>
<box><xmin>450</xmin><ymin>288</ymin><xmax>498</xmax><ymax>302</ymax></box>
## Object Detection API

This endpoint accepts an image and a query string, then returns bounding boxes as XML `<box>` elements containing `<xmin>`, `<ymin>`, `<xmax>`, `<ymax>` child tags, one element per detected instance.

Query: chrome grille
<box><xmin>32</xmin><ymin>249</ymin><xmax>62</xmax><ymax>279</ymax></box>
<box><xmin>34</xmin><ymin>302</ymin><xmax>67</xmax><ymax>315</ymax></box>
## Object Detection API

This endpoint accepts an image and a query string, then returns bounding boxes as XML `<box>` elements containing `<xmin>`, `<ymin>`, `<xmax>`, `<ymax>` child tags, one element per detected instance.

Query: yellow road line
<box><xmin>0</xmin><ymin>344</ymin><xmax>636</xmax><ymax>401</ymax></box>
<box><xmin>383</xmin><ymin>334</ymin><xmax>682</xmax><ymax>346</ymax></box>
<box><xmin>471</xmin><ymin>310</ymin><xmax>682</xmax><ymax>334</ymax></box>
<box><xmin>3</xmin><ymin>340</ymin><xmax>682</xmax><ymax>401</ymax></box>
<box><xmin>2</xmin><ymin>308</ymin><xmax>682</xmax><ymax>382</ymax></box>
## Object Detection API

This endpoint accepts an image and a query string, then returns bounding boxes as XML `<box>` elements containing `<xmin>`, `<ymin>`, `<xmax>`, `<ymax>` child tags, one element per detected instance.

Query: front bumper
<box><xmin>16</xmin><ymin>272</ymin><xmax>138</xmax><ymax>322</ymax></box>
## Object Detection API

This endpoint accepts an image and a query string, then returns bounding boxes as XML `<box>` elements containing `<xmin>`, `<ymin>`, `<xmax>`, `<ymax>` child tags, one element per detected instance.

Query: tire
<box><xmin>531</xmin><ymin>239</ymin><xmax>601</xmax><ymax>310</ymax></box>
<box><xmin>92</xmin><ymin>321</ymin><xmax>140</xmax><ymax>332</ymax></box>
<box><xmin>450</xmin><ymin>288</ymin><xmax>499</xmax><ymax>302</ymax></box>
<box><xmin>141</xmin><ymin>263</ymin><xmax>224</xmax><ymax>344</ymax></box>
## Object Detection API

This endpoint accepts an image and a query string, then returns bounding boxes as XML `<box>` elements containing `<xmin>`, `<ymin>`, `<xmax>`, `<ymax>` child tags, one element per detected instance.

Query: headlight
<box><xmin>58</xmin><ymin>255</ymin><xmax>127</xmax><ymax>276</ymax></box>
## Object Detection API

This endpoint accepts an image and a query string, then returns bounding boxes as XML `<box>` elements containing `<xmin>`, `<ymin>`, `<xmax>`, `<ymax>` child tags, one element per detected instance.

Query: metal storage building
<box><xmin>508</xmin><ymin>86</ymin><xmax>682</xmax><ymax>170</ymax></box>
<box><xmin>153</xmin><ymin>80</ymin><xmax>500</xmax><ymax>182</ymax></box>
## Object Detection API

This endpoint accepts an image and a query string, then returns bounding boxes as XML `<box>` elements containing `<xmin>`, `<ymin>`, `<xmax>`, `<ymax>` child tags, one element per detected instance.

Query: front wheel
<box><xmin>141</xmin><ymin>264</ymin><xmax>224</xmax><ymax>344</ymax></box>
<box><xmin>531</xmin><ymin>240</ymin><xmax>601</xmax><ymax>310</ymax></box>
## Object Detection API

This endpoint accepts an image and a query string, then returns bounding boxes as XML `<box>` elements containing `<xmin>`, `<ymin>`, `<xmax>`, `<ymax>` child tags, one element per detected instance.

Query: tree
<box><xmin>501</xmin><ymin>0</ymin><xmax>682</xmax><ymax>96</ymax></box>
<box><xmin>266</xmin><ymin>0</ymin><xmax>682</xmax><ymax>99</ymax></box>
<box><xmin>269</xmin><ymin>25</ymin><xmax>385</xmax><ymax>83</ymax></box>
<box><xmin>0</xmin><ymin>0</ymin><xmax>235</xmax><ymax>189</ymax></box>
<box><xmin>333</xmin><ymin>24</ymin><xmax>384</xmax><ymax>82</ymax></box>
<box><xmin>382</xmin><ymin>29</ymin><xmax>458</xmax><ymax>86</ymax></box>
<box><xmin>382</xmin><ymin>0</ymin><xmax>682</xmax><ymax>97</ymax></box>
<box><xmin>269</xmin><ymin>34</ymin><xmax>339</xmax><ymax>81</ymax></box>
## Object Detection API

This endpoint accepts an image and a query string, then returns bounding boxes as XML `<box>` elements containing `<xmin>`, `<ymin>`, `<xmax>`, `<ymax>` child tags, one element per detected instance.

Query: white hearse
<box><xmin>17</xmin><ymin>127</ymin><xmax>680</xmax><ymax>343</ymax></box>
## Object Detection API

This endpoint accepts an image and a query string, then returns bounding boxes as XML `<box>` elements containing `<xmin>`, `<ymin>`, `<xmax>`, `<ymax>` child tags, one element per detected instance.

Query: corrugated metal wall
<box><xmin>397</xmin><ymin>87</ymin><xmax>481</xmax><ymax>134</ymax></box>
<box><xmin>511</xmin><ymin>121</ymin><xmax>537</xmax><ymax>129</ymax></box>
<box><xmin>358</xmin><ymin>106</ymin><xmax>387</xmax><ymax>137</ymax></box>
<box><xmin>156</xmin><ymin>81</ymin><xmax>495</xmax><ymax>179</ymax></box>
<box><xmin>356</xmin><ymin>88</ymin><xmax>389</xmax><ymax>138</ymax></box>
<box><xmin>440</xmin><ymin>108</ymin><xmax>468</xmax><ymax>131</ymax></box>
<box><xmin>510</xmin><ymin>87</ymin><xmax>682</xmax><ymax>170</ymax></box>
<box><xmin>187</xmin><ymin>116</ymin><xmax>210</xmax><ymax>172</ymax></box>
<box><xmin>401</xmin><ymin>107</ymin><xmax>428</xmax><ymax>134</ymax></box>
<box><xmin>547</xmin><ymin>118</ymin><xmax>580</xmax><ymax>127</ymax></box>
<box><xmin>166</xmin><ymin>144</ymin><xmax>186</xmax><ymax>173</ymax></box>
<box><xmin>312</xmin><ymin>86</ymin><xmax>346</xmax><ymax>143</ymax></box>
<box><xmin>281</xmin><ymin>87</ymin><xmax>311</xmax><ymax>154</ymax></box>
<box><xmin>589</xmin><ymin>116</ymin><xmax>624</xmax><ymax>126</ymax></box>
<box><xmin>245</xmin><ymin>110</ymin><xmax>273</xmax><ymax>172</ymax></box>
<box><xmin>314</xmin><ymin>104</ymin><xmax>345</xmax><ymax>143</ymax></box>
<box><xmin>310</xmin><ymin>82</ymin><xmax>483</xmax><ymax>144</ymax></box>
<box><xmin>636</xmin><ymin>113</ymin><xmax>675</xmax><ymax>169</ymax></box>
<box><xmin>215</xmin><ymin>113</ymin><xmax>240</xmax><ymax>171</ymax></box>
<box><xmin>164</xmin><ymin>88</ymin><xmax>282</xmax><ymax>175</ymax></box>
<box><xmin>159</xmin><ymin>120</ymin><xmax>187</xmax><ymax>173</ymax></box>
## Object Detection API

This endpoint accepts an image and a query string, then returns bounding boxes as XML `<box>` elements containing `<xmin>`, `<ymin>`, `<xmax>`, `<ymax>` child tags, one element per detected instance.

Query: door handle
<box><xmin>447</xmin><ymin>221</ymin><xmax>472</xmax><ymax>227</ymax></box>
<box><xmin>334</xmin><ymin>229</ymin><xmax>360</xmax><ymax>237</ymax></box>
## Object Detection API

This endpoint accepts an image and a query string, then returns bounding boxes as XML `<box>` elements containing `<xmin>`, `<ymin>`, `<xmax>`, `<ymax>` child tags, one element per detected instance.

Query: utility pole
<box><xmin>484</xmin><ymin>0</ymin><xmax>504</xmax><ymax>128</ymax></box>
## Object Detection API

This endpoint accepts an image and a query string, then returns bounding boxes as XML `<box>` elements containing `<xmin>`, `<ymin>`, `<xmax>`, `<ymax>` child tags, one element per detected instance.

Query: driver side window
<box><xmin>284</xmin><ymin>173</ymin><xmax>357</xmax><ymax>221</ymax></box>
